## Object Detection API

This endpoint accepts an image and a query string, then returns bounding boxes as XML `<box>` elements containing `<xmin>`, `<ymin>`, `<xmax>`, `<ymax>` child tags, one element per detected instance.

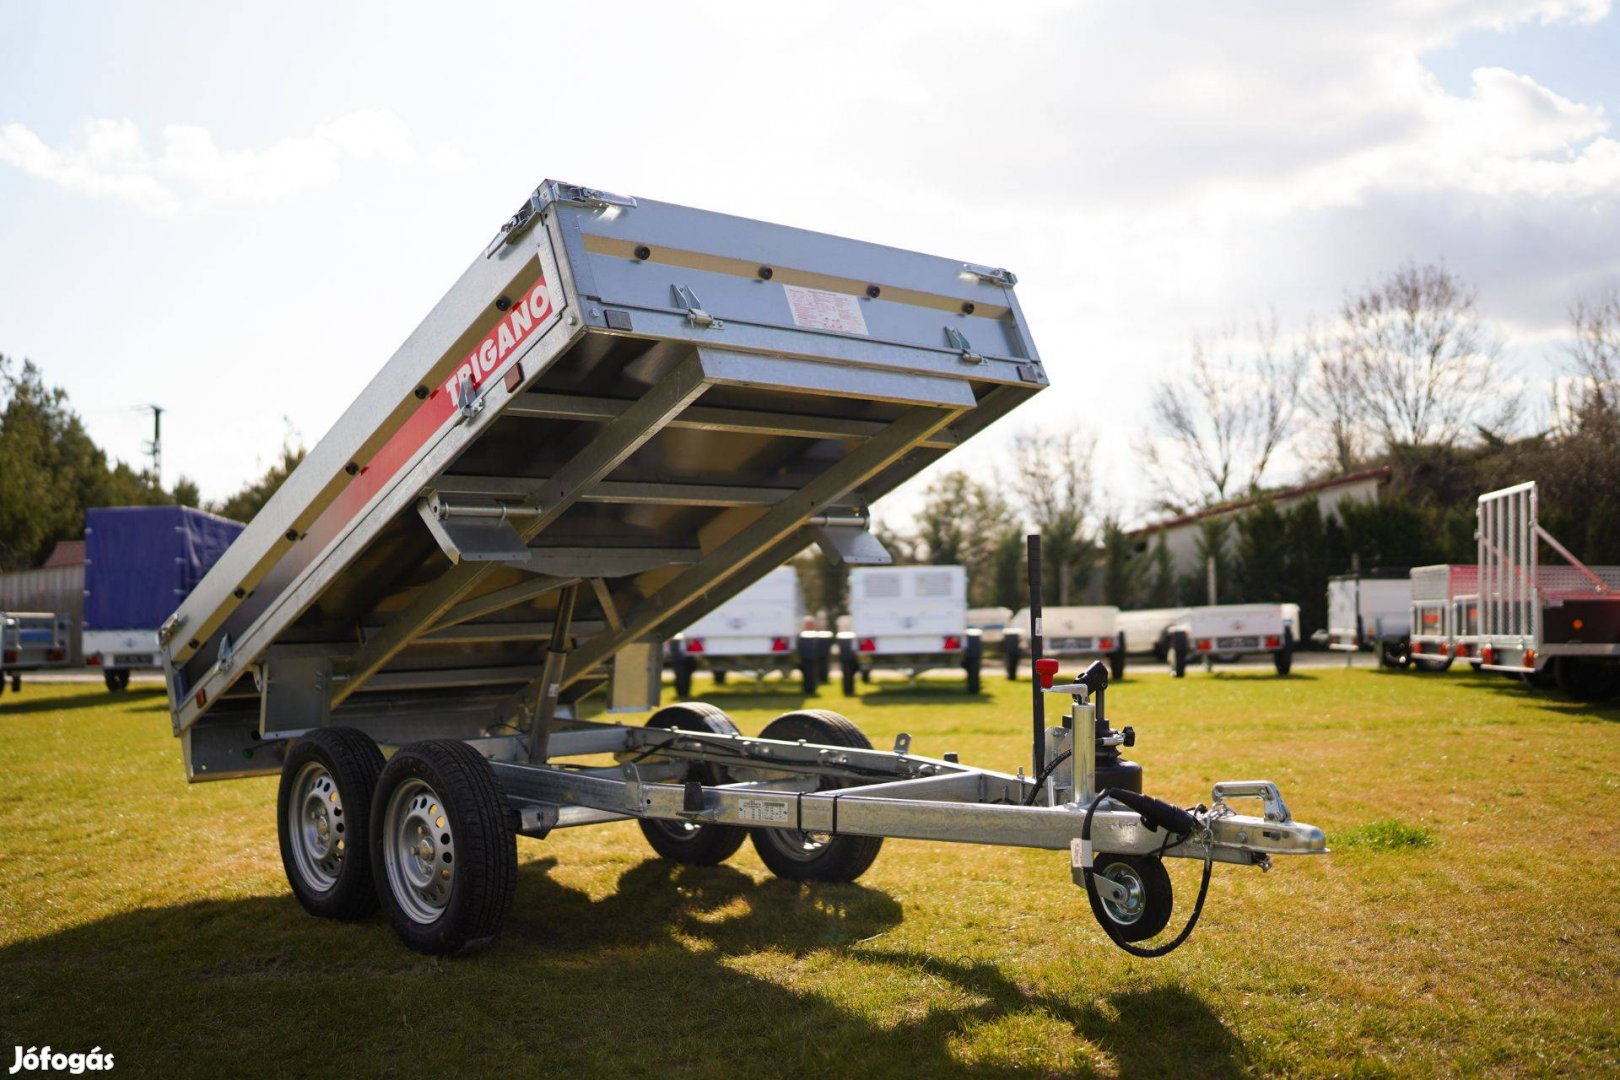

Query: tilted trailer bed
<box><xmin>162</xmin><ymin>179</ymin><xmax>1323</xmax><ymax>955</ymax></box>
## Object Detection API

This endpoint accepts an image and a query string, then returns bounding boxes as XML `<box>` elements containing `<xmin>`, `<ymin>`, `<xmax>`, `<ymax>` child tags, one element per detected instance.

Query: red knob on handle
<box><xmin>1034</xmin><ymin>658</ymin><xmax>1060</xmax><ymax>689</ymax></box>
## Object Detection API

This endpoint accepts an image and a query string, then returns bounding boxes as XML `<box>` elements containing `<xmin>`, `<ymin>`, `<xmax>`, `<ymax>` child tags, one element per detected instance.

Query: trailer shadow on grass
<box><xmin>1449</xmin><ymin>674</ymin><xmax>1620</xmax><ymax>722</ymax></box>
<box><xmin>0</xmin><ymin>685</ymin><xmax>167</xmax><ymax>716</ymax></box>
<box><xmin>0</xmin><ymin>856</ymin><xmax>1249</xmax><ymax>1078</ymax></box>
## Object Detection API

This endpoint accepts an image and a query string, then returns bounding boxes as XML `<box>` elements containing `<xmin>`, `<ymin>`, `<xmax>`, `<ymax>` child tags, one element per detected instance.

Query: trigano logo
<box><xmin>444</xmin><ymin>276</ymin><xmax>554</xmax><ymax>407</ymax></box>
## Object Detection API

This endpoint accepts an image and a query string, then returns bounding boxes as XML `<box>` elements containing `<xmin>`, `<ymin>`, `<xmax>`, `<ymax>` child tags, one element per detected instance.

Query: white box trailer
<box><xmin>1408</xmin><ymin>564</ymin><xmax>1480</xmax><ymax>673</ymax></box>
<box><xmin>1477</xmin><ymin>482</ymin><xmax>1620</xmax><ymax>699</ymax></box>
<box><xmin>1005</xmin><ymin>606</ymin><xmax>1124</xmax><ymax>680</ymax></box>
<box><xmin>1166</xmin><ymin>604</ymin><xmax>1296</xmax><ymax>677</ymax></box>
<box><xmin>838</xmin><ymin>565</ymin><xmax>980</xmax><ymax>694</ymax></box>
<box><xmin>1326</xmin><ymin>573</ymin><xmax>1412</xmax><ymax>667</ymax></box>
<box><xmin>966</xmin><ymin>605</ymin><xmax>1013</xmax><ymax>660</ymax></box>
<box><xmin>1118</xmin><ymin>607</ymin><xmax>1192</xmax><ymax>661</ymax></box>
<box><xmin>0</xmin><ymin>610</ymin><xmax>72</xmax><ymax>694</ymax></box>
<box><xmin>667</xmin><ymin>567</ymin><xmax>819</xmax><ymax>694</ymax></box>
<box><xmin>159</xmin><ymin>179</ymin><xmax>1320</xmax><ymax>957</ymax></box>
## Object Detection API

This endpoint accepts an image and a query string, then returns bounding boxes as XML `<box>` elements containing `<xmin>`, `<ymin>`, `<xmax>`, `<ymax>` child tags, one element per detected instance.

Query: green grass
<box><xmin>3</xmin><ymin>668</ymin><xmax>1619</xmax><ymax>1078</ymax></box>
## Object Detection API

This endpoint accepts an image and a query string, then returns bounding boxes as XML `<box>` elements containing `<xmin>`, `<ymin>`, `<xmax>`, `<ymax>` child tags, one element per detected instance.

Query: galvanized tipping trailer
<box><xmin>162</xmin><ymin>180</ymin><xmax>1323</xmax><ymax>956</ymax></box>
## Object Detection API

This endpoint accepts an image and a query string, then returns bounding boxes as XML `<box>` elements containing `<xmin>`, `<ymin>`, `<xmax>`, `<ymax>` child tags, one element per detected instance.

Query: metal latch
<box><xmin>960</xmin><ymin>261</ymin><xmax>1018</xmax><ymax>287</ymax></box>
<box><xmin>1212</xmin><ymin>781</ymin><xmax>1293</xmax><ymax>824</ymax></box>
<box><xmin>493</xmin><ymin>181</ymin><xmax>638</xmax><ymax>251</ymax></box>
<box><xmin>157</xmin><ymin>612</ymin><xmax>186</xmax><ymax>644</ymax></box>
<box><xmin>945</xmin><ymin>326</ymin><xmax>984</xmax><ymax>364</ymax></box>
<box><xmin>673</xmin><ymin>284</ymin><xmax>723</xmax><ymax>329</ymax></box>
<box><xmin>217</xmin><ymin>632</ymin><xmax>237</xmax><ymax>673</ymax></box>
<box><xmin>456</xmin><ymin>374</ymin><xmax>485</xmax><ymax>421</ymax></box>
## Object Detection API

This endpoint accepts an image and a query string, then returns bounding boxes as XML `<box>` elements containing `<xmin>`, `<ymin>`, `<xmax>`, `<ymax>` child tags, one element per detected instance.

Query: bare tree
<box><xmin>1300</xmin><ymin>318</ymin><xmax>1364</xmax><ymax>473</ymax></box>
<box><xmin>1336</xmin><ymin>263</ymin><xmax>1513</xmax><ymax>450</ymax></box>
<box><xmin>1561</xmin><ymin>286</ymin><xmax>1620</xmax><ymax>426</ymax></box>
<box><xmin>1012</xmin><ymin>429</ymin><xmax>1095</xmax><ymax>604</ymax></box>
<box><xmin>1144</xmin><ymin>314</ymin><xmax>1304</xmax><ymax>511</ymax></box>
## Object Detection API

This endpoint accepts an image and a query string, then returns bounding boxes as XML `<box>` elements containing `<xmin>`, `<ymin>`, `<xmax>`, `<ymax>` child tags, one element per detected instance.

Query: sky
<box><xmin>2</xmin><ymin>0</ymin><xmax>1618</xmax><ymax>529</ymax></box>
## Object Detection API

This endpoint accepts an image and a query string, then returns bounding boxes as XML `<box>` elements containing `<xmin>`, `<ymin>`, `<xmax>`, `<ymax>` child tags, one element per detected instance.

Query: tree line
<box><xmin>0</xmin><ymin>356</ymin><xmax>305</xmax><ymax>571</ymax></box>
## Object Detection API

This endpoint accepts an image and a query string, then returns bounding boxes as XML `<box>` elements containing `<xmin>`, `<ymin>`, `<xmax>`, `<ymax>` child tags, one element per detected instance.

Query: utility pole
<box><xmin>136</xmin><ymin>404</ymin><xmax>164</xmax><ymax>486</ymax></box>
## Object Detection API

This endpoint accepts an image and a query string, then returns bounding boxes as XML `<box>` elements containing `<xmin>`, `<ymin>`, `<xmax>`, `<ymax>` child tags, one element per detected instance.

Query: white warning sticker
<box><xmin>736</xmin><ymin>798</ymin><xmax>791</xmax><ymax>824</ymax></box>
<box><xmin>783</xmin><ymin>284</ymin><xmax>869</xmax><ymax>336</ymax></box>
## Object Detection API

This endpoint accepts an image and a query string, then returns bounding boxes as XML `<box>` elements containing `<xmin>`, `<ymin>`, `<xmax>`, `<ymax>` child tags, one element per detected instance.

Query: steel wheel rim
<box><xmin>287</xmin><ymin>761</ymin><xmax>347</xmax><ymax>892</ymax></box>
<box><xmin>762</xmin><ymin>828</ymin><xmax>832</xmax><ymax>862</ymax></box>
<box><xmin>1099</xmin><ymin>862</ymin><xmax>1146</xmax><ymax>925</ymax></box>
<box><xmin>383</xmin><ymin>778</ymin><xmax>456</xmax><ymax>924</ymax></box>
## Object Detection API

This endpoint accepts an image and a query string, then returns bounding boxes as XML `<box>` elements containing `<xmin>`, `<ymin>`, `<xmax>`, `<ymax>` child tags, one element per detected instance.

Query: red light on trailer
<box><xmin>1458</xmin><ymin>643</ymin><xmax>1472</xmax><ymax>656</ymax></box>
<box><xmin>1412</xmin><ymin>641</ymin><xmax>1424</xmax><ymax>654</ymax></box>
<box><xmin>1264</xmin><ymin>635</ymin><xmax>1280</xmax><ymax>649</ymax></box>
<box><xmin>1196</xmin><ymin>639</ymin><xmax>1212</xmax><ymax>652</ymax></box>
<box><xmin>1098</xmin><ymin>637</ymin><xmax>1114</xmax><ymax>652</ymax></box>
<box><xmin>943</xmin><ymin>635</ymin><xmax>962</xmax><ymax>651</ymax></box>
<box><xmin>88</xmin><ymin>653</ymin><xmax>103</xmax><ymax>666</ymax></box>
<box><xmin>1438</xmin><ymin>643</ymin><xmax>1450</xmax><ymax>655</ymax></box>
<box><xmin>46</xmin><ymin>648</ymin><xmax>64</xmax><ymax>662</ymax></box>
<box><xmin>2</xmin><ymin>649</ymin><xmax>15</xmax><ymax>663</ymax></box>
<box><xmin>1524</xmin><ymin>648</ymin><xmax>1536</xmax><ymax>667</ymax></box>
<box><xmin>858</xmin><ymin>637</ymin><xmax>877</xmax><ymax>653</ymax></box>
<box><xmin>1481</xmin><ymin>646</ymin><xmax>1494</xmax><ymax>665</ymax></box>
<box><xmin>770</xmin><ymin>637</ymin><xmax>790</xmax><ymax>652</ymax></box>
<box><xmin>686</xmin><ymin>638</ymin><xmax>704</xmax><ymax>654</ymax></box>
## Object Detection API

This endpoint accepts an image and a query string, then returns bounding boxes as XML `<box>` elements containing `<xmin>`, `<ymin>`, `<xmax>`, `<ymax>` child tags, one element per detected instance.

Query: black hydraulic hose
<box><xmin>1080</xmin><ymin>788</ymin><xmax>1213</xmax><ymax>958</ymax></box>
<box><xmin>1022</xmin><ymin>748</ymin><xmax>1072</xmax><ymax>806</ymax></box>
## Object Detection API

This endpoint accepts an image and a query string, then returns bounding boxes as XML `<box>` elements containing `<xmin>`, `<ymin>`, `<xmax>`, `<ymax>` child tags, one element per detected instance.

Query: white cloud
<box><xmin>0</xmin><ymin>109</ymin><xmax>415</xmax><ymax>214</ymax></box>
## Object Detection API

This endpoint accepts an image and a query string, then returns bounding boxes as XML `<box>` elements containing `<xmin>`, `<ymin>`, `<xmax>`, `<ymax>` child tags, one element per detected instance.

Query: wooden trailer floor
<box><xmin>2</xmin><ymin>668</ymin><xmax>1617</xmax><ymax>1078</ymax></box>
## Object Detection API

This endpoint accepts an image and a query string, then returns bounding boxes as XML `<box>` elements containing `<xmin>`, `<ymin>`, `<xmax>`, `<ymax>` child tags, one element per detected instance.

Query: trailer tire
<box><xmin>1005</xmin><ymin>635</ymin><xmax>1022</xmax><ymax>680</ymax></box>
<box><xmin>1110</xmin><ymin>635</ymin><xmax>1127</xmax><ymax>682</ymax></box>
<box><xmin>1171</xmin><ymin>632</ymin><xmax>1189</xmax><ymax>678</ymax></box>
<box><xmin>798</xmin><ymin>638</ymin><xmax>820</xmax><ymax>695</ymax></box>
<box><xmin>673</xmin><ymin>655</ymin><xmax>696</xmax><ymax>699</ymax></box>
<box><xmin>964</xmin><ymin>635</ymin><xmax>983</xmax><ymax>694</ymax></box>
<box><xmin>839</xmin><ymin>640</ymin><xmax>858</xmax><ymax>697</ymax></box>
<box><xmin>10</xmin><ymin>674</ymin><xmax>18</xmax><ymax>692</ymax></box>
<box><xmin>750</xmin><ymin>710</ymin><xmax>884</xmax><ymax>883</ymax></box>
<box><xmin>372</xmin><ymin>739</ymin><xmax>517</xmax><ymax>956</ymax></box>
<box><xmin>1273</xmin><ymin>629</ymin><xmax>1295</xmax><ymax>676</ymax></box>
<box><xmin>104</xmin><ymin>669</ymin><xmax>128</xmax><ymax>692</ymax></box>
<box><xmin>1090</xmin><ymin>853</ymin><xmax>1173</xmax><ymax>942</ymax></box>
<box><xmin>1553</xmin><ymin>657</ymin><xmax>1620</xmax><ymax>701</ymax></box>
<box><xmin>637</xmin><ymin>704</ymin><xmax>749</xmax><ymax>866</ymax></box>
<box><xmin>277</xmin><ymin>727</ymin><xmax>385</xmax><ymax>921</ymax></box>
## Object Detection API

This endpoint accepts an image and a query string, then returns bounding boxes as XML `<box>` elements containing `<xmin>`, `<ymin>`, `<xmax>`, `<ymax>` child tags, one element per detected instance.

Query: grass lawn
<box><xmin>2</xmin><ymin>667</ymin><xmax>1618</xmax><ymax>1078</ymax></box>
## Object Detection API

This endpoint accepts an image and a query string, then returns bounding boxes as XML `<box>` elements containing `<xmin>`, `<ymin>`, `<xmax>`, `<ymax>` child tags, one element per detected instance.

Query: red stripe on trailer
<box><xmin>309</xmin><ymin>276</ymin><xmax>550</xmax><ymax>549</ymax></box>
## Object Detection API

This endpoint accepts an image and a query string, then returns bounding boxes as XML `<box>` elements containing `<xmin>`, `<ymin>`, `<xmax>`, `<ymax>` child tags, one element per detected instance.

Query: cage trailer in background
<box><xmin>665</xmin><ymin>566</ymin><xmax>821</xmax><ymax>695</ymax></box>
<box><xmin>1477</xmin><ymin>481</ymin><xmax>1620</xmax><ymax>699</ymax></box>
<box><xmin>1408</xmin><ymin>564</ymin><xmax>1480</xmax><ymax>673</ymax></box>
<box><xmin>1325</xmin><ymin>572</ymin><xmax>1412</xmax><ymax>668</ymax></box>
<box><xmin>161</xmin><ymin>179</ymin><xmax>1321</xmax><ymax>957</ymax></box>
<box><xmin>82</xmin><ymin>506</ymin><xmax>245</xmax><ymax>691</ymax></box>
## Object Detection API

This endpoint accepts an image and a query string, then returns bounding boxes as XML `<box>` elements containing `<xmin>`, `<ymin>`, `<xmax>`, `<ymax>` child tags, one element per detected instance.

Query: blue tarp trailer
<box><xmin>83</xmin><ymin>506</ymin><xmax>243</xmax><ymax>690</ymax></box>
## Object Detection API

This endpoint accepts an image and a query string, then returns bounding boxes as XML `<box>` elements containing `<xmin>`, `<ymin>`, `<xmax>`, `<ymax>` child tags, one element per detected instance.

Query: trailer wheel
<box><xmin>1110</xmin><ymin>641</ymin><xmax>1127</xmax><ymax>682</ymax></box>
<box><xmin>1171</xmin><ymin>632</ymin><xmax>1189</xmax><ymax>678</ymax></box>
<box><xmin>839</xmin><ymin>640</ymin><xmax>858</xmax><ymax>698</ymax></box>
<box><xmin>10</xmin><ymin>674</ymin><xmax>18</xmax><ymax>692</ymax></box>
<box><xmin>798</xmin><ymin>639</ymin><xmax>820</xmax><ymax>695</ymax></box>
<box><xmin>1553</xmin><ymin>657</ymin><xmax>1620</xmax><ymax>701</ymax></box>
<box><xmin>750</xmin><ymin>710</ymin><xmax>884</xmax><ymax>883</ymax></box>
<box><xmin>860</xmin><ymin>667</ymin><xmax>872</xmax><ymax>684</ymax></box>
<box><xmin>672</xmin><ymin>655</ymin><xmax>696</xmax><ymax>699</ymax></box>
<box><xmin>963</xmin><ymin>635</ymin><xmax>983</xmax><ymax>694</ymax></box>
<box><xmin>103</xmin><ymin>670</ymin><xmax>123</xmax><ymax>692</ymax></box>
<box><xmin>1273</xmin><ymin>629</ymin><xmax>1295</xmax><ymax>676</ymax></box>
<box><xmin>1005</xmin><ymin>635</ymin><xmax>1021</xmax><ymax>680</ymax></box>
<box><xmin>372</xmin><ymin>739</ymin><xmax>517</xmax><ymax>956</ymax></box>
<box><xmin>637</xmin><ymin>704</ymin><xmax>749</xmax><ymax>865</ymax></box>
<box><xmin>276</xmin><ymin>727</ymin><xmax>385</xmax><ymax>920</ymax></box>
<box><xmin>1090</xmin><ymin>853</ymin><xmax>1173</xmax><ymax>942</ymax></box>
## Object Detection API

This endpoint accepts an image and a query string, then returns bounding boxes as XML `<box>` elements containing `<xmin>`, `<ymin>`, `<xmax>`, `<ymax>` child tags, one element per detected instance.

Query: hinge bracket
<box><xmin>945</xmin><ymin>326</ymin><xmax>984</xmax><ymax>364</ymax></box>
<box><xmin>673</xmin><ymin>284</ymin><xmax>723</xmax><ymax>329</ymax></box>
